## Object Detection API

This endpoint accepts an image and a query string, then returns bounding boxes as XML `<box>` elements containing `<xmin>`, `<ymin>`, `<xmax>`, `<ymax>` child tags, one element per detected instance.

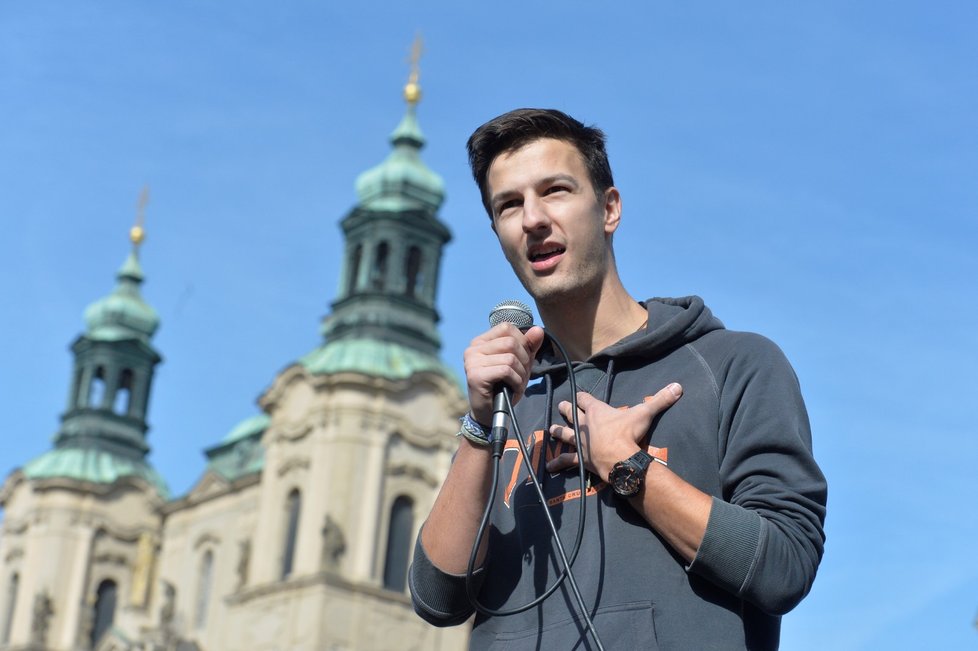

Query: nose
<box><xmin>521</xmin><ymin>195</ymin><xmax>551</xmax><ymax>233</ymax></box>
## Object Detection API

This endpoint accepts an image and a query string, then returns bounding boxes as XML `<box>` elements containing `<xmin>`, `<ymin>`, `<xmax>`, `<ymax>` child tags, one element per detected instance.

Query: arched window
<box><xmin>195</xmin><ymin>550</ymin><xmax>213</xmax><ymax>629</ymax></box>
<box><xmin>88</xmin><ymin>366</ymin><xmax>107</xmax><ymax>408</ymax></box>
<box><xmin>371</xmin><ymin>242</ymin><xmax>389</xmax><ymax>291</ymax></box>
<box><xmin>281</xmin><ymin>489</ymin><xmax>301</xmax><ymax>579</ymax></box>
<box><xmin>90</xmin><ymin>579</ymin><xmax>117</xmax><ymax>648</ymax></box>
<box><xmin>2</xmin><ymin>573</ymin><xmax>17</xmax><ymax>644</ymax></box>
<box><xmin>114</xmin><ymin>369</ymin><xmax>134</xmax><ymax>415</ymax></box>
<box><xmin>347</xmin><ymin>244</ymin><xmax>362</xmax><ymax>296</ymax></box>
<box><xmin>405</xmin><ymin>247</ymin><xmax>423</xmax><ymax>298</ymax></box>
<box><xmin>382</xmin><ymin>496</ymin><xmax>414</xmax><ymax>591</ymax></box>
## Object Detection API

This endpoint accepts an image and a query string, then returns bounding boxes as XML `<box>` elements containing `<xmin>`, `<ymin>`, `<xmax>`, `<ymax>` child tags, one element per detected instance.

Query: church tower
<box><xmin>27</xmin><ymin>196</ymin><xmax>166</xmax><ymax>495</ymax></box>
<box><xmin>0</xmin><ymin>200</ymin><xmax>167</xmax><ymax>650</ymax></box>
<box><xmin>155</xmin><ymin>43</ymin><xmax>470</xmax><ymax>651</ymax></box>
<box><xmin>323</xmin><ymin>58</ymin><xmax>451</xmax><ymax>357</ymax></box>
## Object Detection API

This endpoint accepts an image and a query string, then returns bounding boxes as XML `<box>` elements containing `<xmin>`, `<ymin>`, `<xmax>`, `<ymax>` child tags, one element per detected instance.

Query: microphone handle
<box><xmin>490</xmin><ymin>385</ymin><xmax>511</xmax><ymax>457</ymax></box>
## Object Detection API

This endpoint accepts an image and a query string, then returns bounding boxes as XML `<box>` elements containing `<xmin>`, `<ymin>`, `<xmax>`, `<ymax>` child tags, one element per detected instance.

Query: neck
<box><xmin>536</xmin><ymin>273</ymin><xmax>647</xmax><ymax>361</ymax></box>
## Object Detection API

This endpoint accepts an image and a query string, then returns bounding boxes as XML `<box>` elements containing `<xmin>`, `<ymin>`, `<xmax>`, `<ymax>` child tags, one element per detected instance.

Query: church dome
<box><xmin>354</xmin><ymin>106</ymin><xmax>445</xmax><ymax>213</ymax></box>
<box><xmin>83</xmin><ymin>250</ymin><xmax>160</xmax><ymax>342</ymax></box>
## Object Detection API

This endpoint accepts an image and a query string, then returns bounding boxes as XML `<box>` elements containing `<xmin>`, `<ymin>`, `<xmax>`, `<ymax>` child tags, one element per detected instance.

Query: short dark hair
<box><xmin>466</xmin><ymin>108</ymin><xmax>614</xmax><ymax>218</ymax></box>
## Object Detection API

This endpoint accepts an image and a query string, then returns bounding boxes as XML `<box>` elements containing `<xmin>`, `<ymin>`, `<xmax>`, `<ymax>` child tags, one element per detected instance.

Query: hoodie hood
<box><xmin>533</xmin><ymin>295</ymin><xmax>725</xmax><ymax>377</ymax></box>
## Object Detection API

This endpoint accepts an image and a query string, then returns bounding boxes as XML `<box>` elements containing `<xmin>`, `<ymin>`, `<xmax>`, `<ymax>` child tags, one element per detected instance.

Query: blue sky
<box><xmin>2</xmin><ymin>2</ymin><xmax>976</xmax><ymax>648</ymax></box>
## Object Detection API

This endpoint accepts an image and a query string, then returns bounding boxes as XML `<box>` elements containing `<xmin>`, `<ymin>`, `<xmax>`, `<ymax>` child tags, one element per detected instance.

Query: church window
<box><xmin>114</xmin><ymin>369</ymin><xmax>134</xmax><ymax>415</ymax></box>
<box><xmin>347</xmin><ymin>244</ymin><xmax>363</xmax><ymax>295</ymax></box>
<box><xmin>90</xmin><ymin>579</ymin><xmax>117</xmax><ymax>648</ymax></box>
<box><xmin>405</xmin><ymin>246</ymin><xmax>423</xmax><ymax>298</ymax></box>
<box><xmin>194</xmin><ymin>550</ymin><xmax>213</xmax><ymax>629</ymax></box>
<box><xmin>371</xmin><ymin>242</ymin><xmax>389</xmax><ymax>291</ymax></box>
<box><xmin>89</xmin><ymin>366</ymin><xmax>107</xmax><ymax>408</ymax></box>
<box><xmin>382</xmin><ymin>496</ymin><xmax>414</xmax><ymax>592</ymax></box>
<box><xmin>1</xmin><ymin>573</ymin><xmax>17</xmax><ymax>644</ymax></box>
<box><xmin>281</xmin><ymin>489</ymin><xmax>301</xmax><ymax>579</ymax></box>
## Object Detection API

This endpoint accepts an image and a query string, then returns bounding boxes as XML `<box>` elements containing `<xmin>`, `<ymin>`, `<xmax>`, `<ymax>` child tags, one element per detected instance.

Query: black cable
<box><xmin>464</xmin><ymin>330</ymin><xmax>605</xmax><ymax>650</ymax></box>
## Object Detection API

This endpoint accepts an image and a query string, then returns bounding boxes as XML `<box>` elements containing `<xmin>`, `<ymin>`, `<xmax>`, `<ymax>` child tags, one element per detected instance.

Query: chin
<box><xmin>523</xmin><ymin>273</ymin><xmax>604</xmax><ymax>308</ymax></box>
<box><xmin>524</xmin><ymin>281</ymin><xmax>583</xmax><ymax>306</ymax></box>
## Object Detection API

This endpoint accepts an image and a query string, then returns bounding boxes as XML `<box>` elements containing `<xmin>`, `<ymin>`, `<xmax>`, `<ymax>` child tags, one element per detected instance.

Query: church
<box><xmin>0</xmin><ymin>69</ymin><xmax>471</xmax><ymax>651</ymax></box>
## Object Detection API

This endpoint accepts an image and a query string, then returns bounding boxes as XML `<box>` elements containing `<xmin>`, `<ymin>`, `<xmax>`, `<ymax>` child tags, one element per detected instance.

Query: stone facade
<box><xmin>0</xmin><ymin>84</ymin><xmax>470</xmax><ymax>651</ymax></box>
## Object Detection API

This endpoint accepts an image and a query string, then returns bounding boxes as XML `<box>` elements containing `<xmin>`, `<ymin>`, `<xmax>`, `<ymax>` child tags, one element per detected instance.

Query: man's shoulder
<box><xmin>688</xmin><ymin>328</ymin><xmax>795</xmax><ymax>375</ymax></box>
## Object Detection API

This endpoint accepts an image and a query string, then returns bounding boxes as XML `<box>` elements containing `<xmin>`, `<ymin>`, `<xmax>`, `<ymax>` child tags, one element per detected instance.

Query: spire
<box><xmin>84</xmin><ymin>187</ymin><xmax>160</xmax><ymax>342</ymax></box>
<box><xmin>354</xmin><ymin>35</ymin><xmax>445</xmax><ymax>214</ymax></box>
<box><xmin>22</xmin><ymin>190</ymin><xmax>168</xmax><ymax>497</ymax></box>
<box><xmin>301</xmin><ymin>41</ymin><xmax>455</xmax><ymax>383</ymax></box>
<box><xmin>389</xmin><ymin>34</ymin><xmax>425</xmax><ymax>148</ymax></box>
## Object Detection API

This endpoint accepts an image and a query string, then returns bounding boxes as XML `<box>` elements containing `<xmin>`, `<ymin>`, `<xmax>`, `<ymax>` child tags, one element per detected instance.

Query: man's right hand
<box><xmin>463</xmin><ymin>323</ymin><xmax>546</xmax><ymax>426</ymax></box>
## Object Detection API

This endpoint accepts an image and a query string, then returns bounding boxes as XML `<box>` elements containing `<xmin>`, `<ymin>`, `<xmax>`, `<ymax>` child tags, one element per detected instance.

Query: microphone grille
<box><xmin>489</xmin><ymin>300</ymin><xmax>534</xmax><ymax>329</ymax></box>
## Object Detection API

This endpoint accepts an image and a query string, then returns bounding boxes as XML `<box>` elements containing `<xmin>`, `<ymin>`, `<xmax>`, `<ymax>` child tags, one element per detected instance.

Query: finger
<box><xmin>466</xmin><ymin>334</ymin><xmax>532</xmax><ymax>370</ymax></box>
<box><xmin>556</xmin><ymin>399</ymin><xmax>582</xmax><ymax>425</ymax></box>
<box><xmin>637</xmin><ymin>382</ymin><xmax>683</xmax><ymax>415</ymax></box>
<box><xmin>469</xmin><ymin>321</ymin><xmax>524</xmax><ymax>344</ymax></box>
<box><xmin>465</xmin><ymin>351</ymin><xmax>529</xmax><ymax>376</ymax></box>
<box><xmin>548</xmin><ymin>424</ymin><xmax>579</xmax><ymax>449</ymax></box>
<box><xmin>574</xmin><ymin>391</ymin><xmax>601</xmax><ymax>411</ymax></box>
<box><xmin>546</xmin><ymin>452</ymin><xmax>579</xmax><ymax>473</ymax></box>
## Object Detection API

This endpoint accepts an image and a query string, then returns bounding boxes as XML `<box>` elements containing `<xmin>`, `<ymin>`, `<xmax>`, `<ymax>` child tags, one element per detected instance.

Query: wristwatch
<box><xmin>609</xmin><ymin>450</ymin><xmax>653</xmax><ymax>497</ymax></box>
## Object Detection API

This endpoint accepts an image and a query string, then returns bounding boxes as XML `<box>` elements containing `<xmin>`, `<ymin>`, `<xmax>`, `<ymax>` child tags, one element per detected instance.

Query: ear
<box><xmin>602</xmin><ymin>187</ymin><xmax>622</xmax><ymax>235</ymax></box>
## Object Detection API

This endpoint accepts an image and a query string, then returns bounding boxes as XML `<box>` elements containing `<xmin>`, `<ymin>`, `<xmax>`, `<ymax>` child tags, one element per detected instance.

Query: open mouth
<box><xmin>528</xmin><ymin>246</ymin><xmax>565</xmax><ymax>263</ymax></box>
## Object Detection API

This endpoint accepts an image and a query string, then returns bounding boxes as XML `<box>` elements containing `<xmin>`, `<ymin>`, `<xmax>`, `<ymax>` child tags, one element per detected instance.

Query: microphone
<box><xmin>488</xmin><ymin>300</ymin><xmax>534</xmax><ymax>455</ymax></box>
<box><xmin>489</xmin><ymin>299</ymin><xmax>534</xmax><ymax>330</ymax></box>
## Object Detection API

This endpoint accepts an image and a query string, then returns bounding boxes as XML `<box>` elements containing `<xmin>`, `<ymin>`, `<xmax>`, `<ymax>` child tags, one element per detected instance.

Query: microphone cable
<box><xmin>464</xmin><ymin>325</ymin><xmax>606</xmax><ymax>651</ymax></box>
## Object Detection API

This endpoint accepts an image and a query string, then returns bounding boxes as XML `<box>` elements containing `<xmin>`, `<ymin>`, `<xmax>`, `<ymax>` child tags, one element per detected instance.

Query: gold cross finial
<box><xmin>131</xmin><ymin>186</ymin><xmax>149</xmax><ymax>248</ymax></box>
<box><xmin>404</xmin><ymin>34</ymin><xmax>423</xmax><ymax>105</ymax></box>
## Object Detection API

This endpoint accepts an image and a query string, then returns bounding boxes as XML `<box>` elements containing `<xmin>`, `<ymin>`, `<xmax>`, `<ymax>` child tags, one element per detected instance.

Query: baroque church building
<box><xmin>0</xmin><ymin>76</ymin><xmax>471</xmax><ymax>651</ymax></box>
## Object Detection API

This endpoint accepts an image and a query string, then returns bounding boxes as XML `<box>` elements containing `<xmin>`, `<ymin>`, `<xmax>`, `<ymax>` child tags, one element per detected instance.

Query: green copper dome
<box><xmin>22</xmin><ymin>446</ymin><xmax>170</xmax><ymax>498</ymax></box>
<box><xmin>300</xmin><ymin>338</ymin><xmax>459</xmax><ymax>385</ymax></box>
<box><xmin>354</xmin><ymin>105</ymin><xmax>446</xmax><ymax>213</ymax></box>
<box><xmin>84</xmin><ymin>250</ymin><xmax>160</xmax><ymax>342</ymax></box>
<box><xmin>203</xmin><ymin>413</ymin><xmax>269</xmax><ymax>481</ymax></box>
<box><xmin>221</xmin><ymin>413</ymin><xmax>271</xmax><ymax>444</ymax></box>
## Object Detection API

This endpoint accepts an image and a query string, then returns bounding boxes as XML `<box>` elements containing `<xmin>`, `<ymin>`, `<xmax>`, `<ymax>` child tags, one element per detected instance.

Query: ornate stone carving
<box><xmin>320</xmin><ymin>515</ymin><xmax>346</xmax><ymax>571</ymax></box>
<box><xmin>236</xmin><ymin>539</ymin><xmax>251</xmax><ymax>589</ymax></box>
<box><xmin>130</xmin><ymin>531</ymin><xmax>155</xmax><ymax>608</ymax></box>
<box><xmin>271</xmin><ymin>421</ymin><xmax>314</xmax><ymax>442</ymax></box>
<box><xmin>94</xmin><ymin>552</ymin><xmax>129</xmax><ymax>566</ymax></box>
<box><xmin>159</xmin><ymin>580</ymin><xmax>176</xmax><ymax>627</ymax></box>
<box><xmin>31</xmin><ymin>591</ymin><xmax>54</xmax><ymax>645</ymax></box>
<box><xmin>4</xmin><ymin>547</ymin><xmax>24</xmax><ymax>563</ymax></box>
<box><xmin>192</xmin><ymin>532</ymin><xmax>221</xmax><ymax>550</ymax></box>
<box><xmin>276</xmin><ymin>456</ymin><xmax>311</xmax><ymax>477</ymax></box>
<box><xmin>387</xmin><ymin>462</ymin><xmax>439</xmax><ymax>487</ymax></box>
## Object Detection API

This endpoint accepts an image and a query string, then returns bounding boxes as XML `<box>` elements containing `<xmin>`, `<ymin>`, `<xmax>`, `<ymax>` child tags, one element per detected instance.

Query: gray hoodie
<box><xmin>410</xmin><ymin>296</ymin><xmax>827</xmax><ymax>650</ymax></box>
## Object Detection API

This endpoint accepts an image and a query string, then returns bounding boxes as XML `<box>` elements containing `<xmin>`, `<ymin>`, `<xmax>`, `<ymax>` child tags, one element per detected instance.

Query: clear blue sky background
<box><xmin>2</xmin><ymin>3</ymin><xmax>976</xmax><ymax>648</ymax></box>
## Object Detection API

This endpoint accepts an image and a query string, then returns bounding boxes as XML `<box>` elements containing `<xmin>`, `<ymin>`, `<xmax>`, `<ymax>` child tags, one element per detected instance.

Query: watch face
<box><xmin>610</xmin><ymin>451</ymin><xmax>653</xmax><ymax>497</ymax></box>
<box><xmin>610</xmin><ymin>461</ymin><xmax>641</xmax><ymax>497</ymax></box>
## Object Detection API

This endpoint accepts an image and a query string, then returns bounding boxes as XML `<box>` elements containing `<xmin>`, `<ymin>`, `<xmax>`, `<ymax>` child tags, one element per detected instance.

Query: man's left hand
<box><xmin>546</xmin><ymin>383</ymin><xmax>682</xmax><ymax>481</ymax></box>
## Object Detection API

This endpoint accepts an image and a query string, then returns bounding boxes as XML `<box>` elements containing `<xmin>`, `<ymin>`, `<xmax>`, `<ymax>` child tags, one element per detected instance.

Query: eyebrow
<box><xmin>489</xmin><ymin>174</ymin><xmax>580</xmax><ymax>209</ymax></box>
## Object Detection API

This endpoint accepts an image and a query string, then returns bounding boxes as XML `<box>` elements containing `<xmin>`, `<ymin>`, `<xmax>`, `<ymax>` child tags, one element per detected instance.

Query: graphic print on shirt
<box><xmin>502</xmin><ymin>429</ymin><xmax>667</xmax><ymax>508</ymax></box>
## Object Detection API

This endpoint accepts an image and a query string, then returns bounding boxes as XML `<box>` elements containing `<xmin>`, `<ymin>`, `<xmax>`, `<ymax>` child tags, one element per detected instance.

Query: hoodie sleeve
<box><xmin>408</xmin><ymin>528</ymin><xmax>484</xmax><ymax>627</ymax></box>
<box><xmin>686</xmin><ymin>333</ymin><xmax>827</xmax><ymax>615</ymax></box>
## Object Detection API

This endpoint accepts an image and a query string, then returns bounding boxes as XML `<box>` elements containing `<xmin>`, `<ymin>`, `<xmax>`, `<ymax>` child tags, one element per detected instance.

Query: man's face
<box><xmin>487</xmin><ymin>138</ymin><xmax>621</xmax><ymax>306</ymax></box>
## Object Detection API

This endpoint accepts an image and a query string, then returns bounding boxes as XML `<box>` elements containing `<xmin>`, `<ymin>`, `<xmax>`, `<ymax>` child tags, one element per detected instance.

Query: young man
<box><xmin>410</xmin><ymin>109</ymin><xmax>826</xmax><ymax>650</ymax></box>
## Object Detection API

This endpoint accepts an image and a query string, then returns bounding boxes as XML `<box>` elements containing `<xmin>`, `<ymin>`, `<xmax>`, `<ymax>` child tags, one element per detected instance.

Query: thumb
<box><xmin>524</xmin><ymin>325</ymin><xmax>546</xmax><ymax>357</ymax></box>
